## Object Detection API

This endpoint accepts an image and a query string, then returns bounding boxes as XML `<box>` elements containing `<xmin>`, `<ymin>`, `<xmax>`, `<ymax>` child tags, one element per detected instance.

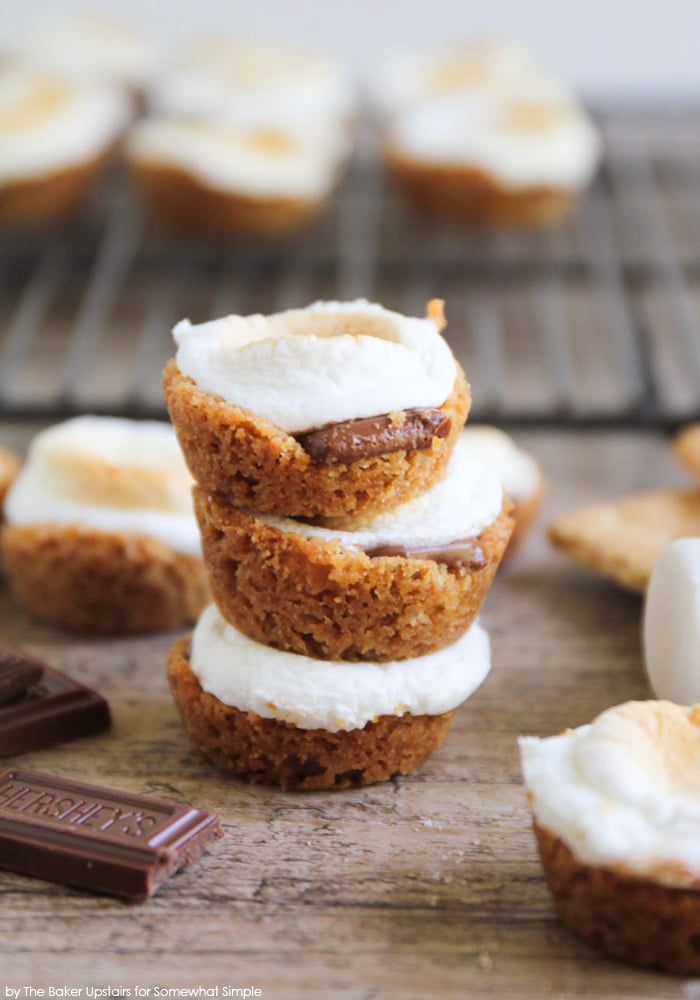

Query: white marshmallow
<box><xmin>0</xmin><ymin>64</ymin><xmax>129</xmax><ymax>185</ymax></box>
<box><xmin>644</xmin><ymin>538</ymin><xmax>700</xmax><ymax>704</ymax></box>
<box><xmin>519</xmin><ymin>700</ymin><xmax>700</xmax><ymax>886</ymax></box>
<box><xmin>173</xmin><ymin>299</ymin><xmax>457</xmax><ymax>433</ymax></box>
<box><xmin>191</xmin><ymin>603</ymin><xmax>491</xmax><ymax>732</ymax></box>
<box><xmin>4</xmin><ymin>417</ymin><xmax>200</xmax><ymax>558</ymax></box>
<box><xmin>16</xmin><ymin>11</ymin><xmax>159</xmax><ymax>89</ymax></box>
<box><xmin>388</xmin><ymin>90</ymin><xmax>600</xmax><ymax>190</ymax></box>
<box><xmin>371</xmin><ymin>38</ymin><xmax>557</xmax><ymax>117</ymax></box>
<box><xmin>128</xmin><ymin>117</ymin><xmax>348</xmax><ymax>199</ymax></box>
<box><xmin>259</xmin><ymin>434</ymin><xmax>503</xmax><ymax>550</ymax></box>
<box><xmin>374</xmin><ymin>38</ymin><xmax>600</xmax><ymax>192</ymax></box>
<box><xmin>147</xmin><ymin>39</ymin><xmax>355</xmax><ymax>132</ymax></box>
<box><xmin>460</xmin><ymin>426</ymin><xmax>541</xmax><ymax>502</ymax></box>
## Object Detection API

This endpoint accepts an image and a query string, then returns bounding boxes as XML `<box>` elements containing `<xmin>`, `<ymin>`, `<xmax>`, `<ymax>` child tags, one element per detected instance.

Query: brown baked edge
<box><xmin>385</xmin><ymin>150</ymin><xmax>577</xmax><ymax>227</ymax></box>
<box><xmin>1</xmin><ymin>522</ymin><xmax>210</xmax><ymax>634</ymax></box>
<box><xmin>534</xmin><ymin>822</ymin><xmax>700</xmax><ymax>973</ymax></box>
<box><xmin>163</xmin><ymin>358</ymin><xmax>471</xmax><ymax>518</ymax></box>
<box><xmin>0</xmin><ymin>152</ymin><xmax>111</xmax><ymax>225</ymax></box>
<box><xmin>130</xmin><ymin>160</ymin><xmax>330</xmax><ymax>237</ymax></box>
<box><xmin>195</xmin><ymin>488</ymin><xmax>513</xmax><ymax>661</ymax></box>
<box><xmin>166</xmin><ymin>635</ymin><xmax>455</xmax><ymax>790</ymax></box>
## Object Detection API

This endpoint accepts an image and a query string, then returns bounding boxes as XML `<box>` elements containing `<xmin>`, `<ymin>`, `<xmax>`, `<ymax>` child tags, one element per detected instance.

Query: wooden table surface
<box><xmin>0</xmin><ymin>422</ymin><xmax>696</xmax><ymax>1000</ymax></box>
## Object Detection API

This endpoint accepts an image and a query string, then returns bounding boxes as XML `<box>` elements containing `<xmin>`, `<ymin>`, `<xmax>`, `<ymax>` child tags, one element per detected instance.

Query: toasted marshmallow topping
<box><xmin>520</xmin><ymin>700</ymin><xmax>700</xmax><ymax>887</ymax></box>
<box><xmin>644</xmin><ymin>539</ymin><xmax>700</xmax><ymax>704</ymax></box>
<box><xmin>259</xmin><ymin>434</ymin><xmax>503</xmax><ymax>551</ymax></box>
<box><xmin>147</xmin><ymin>39</ymin><xmax>355</xmax><ymax>132</ymax></box>
<box><xmin>372</xmin><ymin>38</ymin><xmax>552</xmax><ymax>117</ymax></box>
<box><xmin>128</xmin><ymin>117</ymin><xmax>348</xmax><ymax>199</ymax></box>
<box><xmin>16</xmin><ymin>11</ymin><xmax>159</xmax><ymax>89</ymax></box>
<box><xmin>460</xmin><ymin>426</ymin><xmax>541</xmax><ymax>502</ymax></box>
<box><xmin>388</xmin><ymin>91</ymin><xmax>600</xmax><ymax>189</ymax></box>
<box><xmin>4</xmin><ymin>417</ymin><xmax>200</xmax><ymax>557</ymax></box>
<box><xmin>191</xmin><ymin>603</ymin><xmax>490</xmax><ymax>731</ymax></box>
<box><xmin>0</xmin><ymin>63</ymin><xmax>129</xmax><ymax>185</ymax></box>
<box><xmin>375</xmin><ymin>38</ymin><xmax>600</xmax><ymax>191</ymax></box>
<box><xmin>173</xmin><ymin>299</ymin><xmax>457</xmax><ymax>433</ymax></box>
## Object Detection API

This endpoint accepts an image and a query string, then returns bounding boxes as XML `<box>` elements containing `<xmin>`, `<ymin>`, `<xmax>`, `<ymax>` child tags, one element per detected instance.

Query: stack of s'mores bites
<box><xmin>164</xmin><ymin>299</ymin><xmax>513</xmax><ymax>790</ymax></box>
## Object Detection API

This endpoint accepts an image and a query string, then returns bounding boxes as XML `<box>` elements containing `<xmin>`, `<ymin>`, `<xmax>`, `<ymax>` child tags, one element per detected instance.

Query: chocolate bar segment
<box><xmin>365</xmin><ymin>536</ymin><xmax>486</xmax><ymax>569</ymax></box>
<box><xmin>296</xmin><ymin>407</ymin><xmax>451</xmax><ymax>463</ymax></box>
<box><xmin>0</xmin><ymin>642</ymin><xmax>44</xmax><ymax>706</ymax></box>
<box><xmin>0</xmin><ymin>768</ymin><xmax>223</xmax><ymax>899</ymax></box>
<box><xmin>0</xmin><ymin>656</ymin><xmax>110</xmax><ymax>757</ymax></box>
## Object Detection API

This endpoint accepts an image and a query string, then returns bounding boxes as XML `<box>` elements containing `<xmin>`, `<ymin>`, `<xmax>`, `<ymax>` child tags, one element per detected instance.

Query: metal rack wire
<box><xmin>2</xmin><ymin>106</ymin><xmax>700</xmax><ymax>426</ymax></box>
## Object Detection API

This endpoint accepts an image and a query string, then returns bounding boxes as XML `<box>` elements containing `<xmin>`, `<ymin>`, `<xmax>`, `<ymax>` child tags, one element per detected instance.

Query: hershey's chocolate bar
<box><xmin>365</xmin><ymin>536</ymin><xmax>486</xmax><ymax>569</ymax></box>
<box><xmin>0</xmin><ymin>642</ymin><xmax>44</xmax><ymax>705</ymax></box>
<box><xmin>296</xmin><ymin>407</ymin><xmax>451</xmax><ymax>463</ymax></box>
<box><xmin>0</xmin><ymin>649</ymin><xmax>110</xmax><ymax>756</ymax></box>
<box><xmin>0</xmin><ymin>768</ymin><xmax>223</xmax><ymax>899</ymax></box>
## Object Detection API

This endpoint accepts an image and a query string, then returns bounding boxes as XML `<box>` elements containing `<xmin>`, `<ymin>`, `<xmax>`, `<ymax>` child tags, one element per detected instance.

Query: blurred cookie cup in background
<box><xmin>1</xmin><ymin>417</ymin><xmax>208</xmax><ymax>634</ymax></box>
<box><xmin>460</xmin><ymin>425</ymin><xmax>543</xmax><ymax>553</ymax></box>
<box><xmin>372</xmin><ymin>39</ymin><xmax>600</xmax><ymax>227</ymax></box>
<box><xmin>0</xmin><ymin>62</ymin><xmax>130</xmax><ymax>225</ymax></box>
<box><xmin>129</xmin><ymin>39</ymin><xmax>355</xmax><ymax>238</ymax></box>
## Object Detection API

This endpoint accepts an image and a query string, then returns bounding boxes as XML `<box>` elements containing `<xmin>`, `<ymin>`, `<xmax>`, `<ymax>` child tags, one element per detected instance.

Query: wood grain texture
<box><xmin>0</xmin><ymin>423</ymin><xmax>694</xmax><ymax>998</ymax></box>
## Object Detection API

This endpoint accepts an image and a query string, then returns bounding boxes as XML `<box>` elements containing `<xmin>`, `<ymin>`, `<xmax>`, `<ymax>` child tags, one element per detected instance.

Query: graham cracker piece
<box><xmin>549</xmin><ymin>488</ymin><xmax>700</xmax><ymax>592</ymax></box>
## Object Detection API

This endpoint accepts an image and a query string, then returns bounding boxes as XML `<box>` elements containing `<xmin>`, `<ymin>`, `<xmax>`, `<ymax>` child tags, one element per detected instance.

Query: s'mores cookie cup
<box><xmin>520</xmin><ymin>701</ymin><xmax>700</xmax><ymax>973</ymax></box>
<box><xmin>128</xmin><ymin>119</ymin><xmax>349</xmax><ymax>238</ymax></box>
<box><xmin>0</xmin><ymin>63</ymin><xmax>130</xmax><ymax>225</ymax></box>
<box><xmin>374</xmin><ymin>40</ymin><xmax>601</xmax><ymax>226</ymax></box>
<box><xmin>164</xmin><ymin>299</ymin><xmax>469</xmax><ymax>518</ymax></box>
<box><xmin>194</xmin><ymin>433</ymin><xmax>513</xmax><ymax>660</ymax></box>
<box><xmin>1</xmin><ymin>417</ymin><xmax>208</xmax><ymax>634</ymax></box>
<box><xmin>460</xmin><ymin>426</ymin><xmax>543</xmax><ymax>553</ymax></box>
<box><xmin>129</xmin><ymin>39</ymin><xmax>355</xmax><ymax>237</ymax></box>
<box><xmin>167</xmin><ymin>604</ymin><xmax>491</xmax><ymax>790</ymax></box>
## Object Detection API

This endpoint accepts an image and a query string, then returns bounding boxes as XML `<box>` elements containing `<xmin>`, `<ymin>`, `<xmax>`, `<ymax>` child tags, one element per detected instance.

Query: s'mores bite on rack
<box><xmin>128</xmin><ymin>40</ymin><xmax>355</xmax><ymax>237</ymax></box>
<box><xmin>1</xmin><ymin>417</ymin><xmax>208</xmax><ymax>634</ymax></box>
<box><xmin>372</xmin><ymin>39</ymin><xmax>601</xmax><ymax>226</ymax></box>
<box><xmin>0</xmin><ymin>62</ymin><xmax>130</xmax><ymax>225</ymax></box>
<box><xmin>520</xmin><ymin>701</ymin><xmax>700</xmax><ymax>973</ymax></box>
<box><xmin>164</xmin><ymin>297</ymin><xmax>512</xmax><ymax>789</ymax></box>
<box><xmin>164</xmin><ymin>299</ymin><xmax>469</xmax><ymax>518</ymax></box>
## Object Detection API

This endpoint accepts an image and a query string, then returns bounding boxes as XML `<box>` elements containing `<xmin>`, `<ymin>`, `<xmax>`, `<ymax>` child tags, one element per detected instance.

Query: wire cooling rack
<box><xmin>2</xmin><ymin>106</ymin><xmax>700</xmax><ymax>427</ymax></box>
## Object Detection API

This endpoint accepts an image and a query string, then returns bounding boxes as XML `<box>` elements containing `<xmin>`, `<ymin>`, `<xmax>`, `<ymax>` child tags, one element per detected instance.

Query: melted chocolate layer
<box><xmin>365</xmin><ymin>537</ymin><xmax>486</xmax><ymax>569</ymax></box>
<box><xmin>295</xmin><ymin>407</ymin><xmax>451</xmax><ymax>463</ymax></box>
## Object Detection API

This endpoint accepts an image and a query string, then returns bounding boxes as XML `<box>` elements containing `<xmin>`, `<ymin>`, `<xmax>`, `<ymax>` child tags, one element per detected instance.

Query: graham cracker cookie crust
<box><xmin>167</xmin><ymin>636</ymin><xmax>454</xmax><ymax>790</ymax></box>
<box><xmin>1</xmin><ymin>523</ymin><xmax>209</xmax><ymax>634</ymax></box>
<box><xmin>194</xmin><ymin>487</ymin><xmax>513</xmax><ymax>661</ymax></box>
<box><xmin>385</xmin><ymin>150</ymin><xmax>576</xmax><ymax>227</ymax></box>
<box><xmin>534</xmin><ymin>822</ymin><xmax>700</xmax><ymax>974</ymax></box>
<box><xmin>0</xmin><ymin>154</ymin><xmax>108</xmax><ymax>225</ymax></box>
<box><xmin>131</xmin><ymin>161</ymin><xmax>329</xmax><ymax>237</ymax></box>
<box><xmin>164</xmin><ymin>358</ymin><xmax>470</xmax><ymax>518</ymax></box>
